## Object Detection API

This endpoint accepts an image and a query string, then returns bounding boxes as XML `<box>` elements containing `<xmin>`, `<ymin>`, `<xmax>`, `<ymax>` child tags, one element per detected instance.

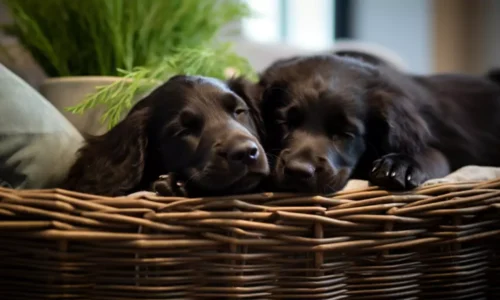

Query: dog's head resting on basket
<box><xmin>255</xmin><ymin>55</ymin><xmax>431</xmax><ymax>194</ymax></box>
<box><xmin>62</xmin><ymin>75</ymin><xmax>269</xmax><ymax>197</ymax></box>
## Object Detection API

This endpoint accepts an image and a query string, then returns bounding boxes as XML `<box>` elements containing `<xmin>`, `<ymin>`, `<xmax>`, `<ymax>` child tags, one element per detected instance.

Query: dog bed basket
<box><xmin>1</xmin><ymin>180</ymin><xmax>500</xmax><ymax>299</ymax></box>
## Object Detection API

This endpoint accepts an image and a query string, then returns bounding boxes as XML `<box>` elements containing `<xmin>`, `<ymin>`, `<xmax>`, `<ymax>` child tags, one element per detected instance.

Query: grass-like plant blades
<box><xmin>3</xmin><ymin>0</ymin><xmax>251</xmax><ymax>77</ymax></box>
<box><xmin>68</xmin><ymin>43</ymin><xmax>256</xmax><ymax>128</ymax></box>
<box><xmin>3</xmin><ymin>0</ymin><xmax>255</xmax><ymax>128</ymax></box>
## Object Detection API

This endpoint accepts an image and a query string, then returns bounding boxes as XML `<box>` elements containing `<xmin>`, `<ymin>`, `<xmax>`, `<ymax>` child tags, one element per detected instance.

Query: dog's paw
<box><xmin>370</xmin><ymin>154</ymin><xmax>427</xmax><ymax>190</ymax></box>
<box><xmin>152</xmin><ymin>174</ymin><xmax>188</xmax><ymax>197</ymax></box>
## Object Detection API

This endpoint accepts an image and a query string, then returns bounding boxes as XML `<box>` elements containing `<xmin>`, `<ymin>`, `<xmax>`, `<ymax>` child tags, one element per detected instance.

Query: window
<box><xmin>242</xmin><ymin>0</ymin><xmax>336</xmax><ymax>50</ymax></box>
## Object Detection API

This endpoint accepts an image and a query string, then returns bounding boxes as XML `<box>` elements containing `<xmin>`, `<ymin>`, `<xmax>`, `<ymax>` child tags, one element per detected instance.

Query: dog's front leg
<box><xmin>152</xmin><ymin>173</ymin><xmax>188</xmax><ymax>197</ymax></box>
<box><xmin>369</xmin><ymin>147</ymin><xmax>450</xmax><ymax>190</ymax></box>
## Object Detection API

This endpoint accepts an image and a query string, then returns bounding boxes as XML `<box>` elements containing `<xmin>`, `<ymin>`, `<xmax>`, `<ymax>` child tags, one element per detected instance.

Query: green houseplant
<box><xmin>3</xmin><ymin>0</ymin><xmax>254</xmax><ymax>134</ymax></box>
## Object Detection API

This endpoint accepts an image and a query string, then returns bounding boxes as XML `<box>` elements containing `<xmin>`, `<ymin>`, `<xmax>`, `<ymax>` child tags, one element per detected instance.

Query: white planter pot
<box><xmin>40</xmin><ymin>76</ymin><xmax>121</xmax><ymax>136</ymax></box>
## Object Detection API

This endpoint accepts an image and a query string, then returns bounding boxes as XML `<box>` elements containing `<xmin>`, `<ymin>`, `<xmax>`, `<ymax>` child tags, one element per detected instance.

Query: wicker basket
<box><xmin>1</xmin><ymin>179</ymin><xmax>500</xmax><ymax>299</ymax></box>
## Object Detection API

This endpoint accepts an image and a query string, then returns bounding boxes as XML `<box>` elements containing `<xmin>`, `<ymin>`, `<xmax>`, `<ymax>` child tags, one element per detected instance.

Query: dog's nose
<box><xmin>227</xmin><ymin>141</ymin><xmax>259</xmax><ymax>165</ymax></box>
<box><xmin>284</xmin><ymin>160</ymin><xmax>315</xmax><ymax>179</ymax></box>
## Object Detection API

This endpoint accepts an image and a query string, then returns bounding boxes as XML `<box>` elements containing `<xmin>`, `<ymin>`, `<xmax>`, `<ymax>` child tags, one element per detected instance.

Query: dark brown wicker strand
<box><xmin>1</xmin><ymin>179</ymin><xmax>500</xmax><ymax>299</ymax></box>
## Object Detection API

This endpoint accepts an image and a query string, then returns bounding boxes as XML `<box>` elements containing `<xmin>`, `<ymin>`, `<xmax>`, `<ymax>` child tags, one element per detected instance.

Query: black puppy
<box><xmin>255</xmin><ymin>54</ymin><xmax>500</xmax><ymax>193</ymax></box>
<box><xmin>62</xmin><ymin>75</ymin><xmax>269</xmax><ymax>197</ymax></box>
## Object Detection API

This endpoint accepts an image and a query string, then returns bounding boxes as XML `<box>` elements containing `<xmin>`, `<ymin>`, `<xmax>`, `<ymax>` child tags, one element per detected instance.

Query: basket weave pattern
<box><xmin>1</xmin><ymin>180</ymin><xmax>500</xmax><ymax>299</ymax></box>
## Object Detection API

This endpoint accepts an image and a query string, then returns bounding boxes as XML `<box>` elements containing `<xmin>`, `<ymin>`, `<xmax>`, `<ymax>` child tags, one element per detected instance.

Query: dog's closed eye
<box><xmin>336</xmin><ymin>132</ymin><xmax>357</xmax><ymax>140</ymax></box>
<box><xmin>179</xmin><ymin>110</ymin><xmax>203</xmax><ymax>134</ymax></box>
<box><xmin>234</xmin><ymin>108</ymin><xmax>249</xmax><ymax>120</ymax></box>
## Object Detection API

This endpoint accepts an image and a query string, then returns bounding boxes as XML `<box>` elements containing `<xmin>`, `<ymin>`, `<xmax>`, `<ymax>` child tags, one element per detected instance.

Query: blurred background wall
<box><xmin>432</xmin><ymin>0</ymin><xmax>500</xmax><ymax>74</ymax></box>
<box><xmin>350</xmin><ymin>0</ymin><xmax>432</xmax><ymax>74</ymax></box>
<box><xmin>1</xmin><ymin>0</ymin><xmax>499</xmax><ymax>86</ymax></box>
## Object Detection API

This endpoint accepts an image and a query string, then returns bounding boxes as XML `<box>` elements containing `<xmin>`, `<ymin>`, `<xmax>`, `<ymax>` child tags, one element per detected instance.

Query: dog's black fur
<box><xmin>333</xmin><ymin>50</ymin><xmax>396</xmax><ymax>68</ymax></box>
<box><xmin>62</xmin><ymin>75</ymin><xmax>269</xmax><ymax>197</ymax></box>
<box><xmin>254</xmin><ymin>54</ymin><xmax>500</xmax><ymax>193</ymax></box>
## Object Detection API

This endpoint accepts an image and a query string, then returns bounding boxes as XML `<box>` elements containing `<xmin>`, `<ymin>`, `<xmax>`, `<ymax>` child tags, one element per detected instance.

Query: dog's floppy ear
<box><xmin>62</xmin><ymin>107</ymin><xmax>151</xmax><ymax>196</ymax></box>
<box><xmin>366</xmin><ymin>74</ymin><xmax>431</xmax><ymax>155</ymax></box>
<box><xmin>227</xmin><ymin>76</ymin><xmax>265</xmax><ymax>139</ymax></box>
<box><xmin>226</xmin><ymin>76</ymin><xmax>263</xmax><ymax>105</ymax></box>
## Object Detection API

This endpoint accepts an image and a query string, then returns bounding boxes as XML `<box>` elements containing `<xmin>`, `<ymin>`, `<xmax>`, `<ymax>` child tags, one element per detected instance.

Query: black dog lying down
<box><xmin>255</xmin><ymin>54</ymin><xmax>500</xmax><ymax>193</ymax></box>
<box><xmin>62</xmin><ymin>75</ymin><xmax>269</xmax><ymax>197</ymax></box>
